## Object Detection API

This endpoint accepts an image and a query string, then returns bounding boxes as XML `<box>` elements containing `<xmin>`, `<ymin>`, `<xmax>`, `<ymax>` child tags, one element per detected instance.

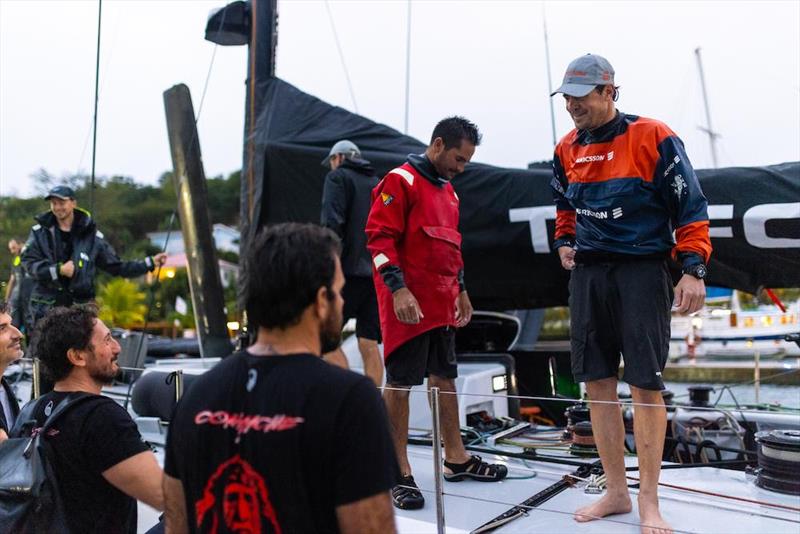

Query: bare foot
<box><xmin>638</xmin><ymin>497</ymin><xmax>672</xmax><ymax>534</ymax></box>
<box><xmin>574</xmin><ymin>492</ymin><xmax>632</xmax><ymax>523</ymax></box>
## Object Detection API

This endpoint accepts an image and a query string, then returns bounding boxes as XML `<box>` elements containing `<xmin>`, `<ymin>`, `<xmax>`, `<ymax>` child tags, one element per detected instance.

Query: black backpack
<box><xmin>0</xmin><ymin>393</ymin><xmax>101</xmax><ymax>534</ymax></box>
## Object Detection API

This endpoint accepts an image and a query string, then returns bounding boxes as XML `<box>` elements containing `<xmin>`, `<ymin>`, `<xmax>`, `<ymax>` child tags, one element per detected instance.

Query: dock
<box><xmin>531</xmin><ymin>341</ymin><xmax>800</xmax><ymax>386</ymax></box>
<box><xmin>663</xmin><ymin>358</ymin><xmax>800</xmax><ymax>386</ymax></box>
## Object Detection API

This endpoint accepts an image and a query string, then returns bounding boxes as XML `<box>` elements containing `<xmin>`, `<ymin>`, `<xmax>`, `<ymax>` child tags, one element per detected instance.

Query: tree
<box><xmin>97</xmin><ymin>278</ymin><xmax>147</xmax><ymax>328</ymax></box>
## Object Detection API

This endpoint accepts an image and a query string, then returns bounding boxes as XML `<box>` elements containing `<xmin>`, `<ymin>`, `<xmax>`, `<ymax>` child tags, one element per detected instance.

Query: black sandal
<box><xmin>443</xmin><ymin>454</ymin><xmax>508</xmax><ymax>482</ymax></box>
<box><xmin>392</xmin><ymin>475</ymin><xmax>425</xmax><ymax>510</ymax></box>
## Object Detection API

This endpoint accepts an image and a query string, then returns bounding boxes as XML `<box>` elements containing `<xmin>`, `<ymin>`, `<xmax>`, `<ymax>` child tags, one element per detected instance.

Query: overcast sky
<box><xmin>1</xmin><ymin>0</ymin><xmax>798</xmax><ymax>199</ymax></box>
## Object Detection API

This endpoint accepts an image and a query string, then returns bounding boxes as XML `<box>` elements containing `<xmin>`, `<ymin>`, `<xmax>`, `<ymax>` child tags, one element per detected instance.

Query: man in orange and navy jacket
<box><xmin>366</xmin><ymin>117</ymin><xmax>507</xmax><ymax>512</ymax></box>
<box><xmin>550</xmin><ymin>54</ymin><xmax>711</xmax><ymax>534</ymax></box>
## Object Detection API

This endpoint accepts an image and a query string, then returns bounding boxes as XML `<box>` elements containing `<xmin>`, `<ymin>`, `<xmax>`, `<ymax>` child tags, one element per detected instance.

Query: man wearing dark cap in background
<box><xmin>320</xmin><ymin>140</ymin><xmax>383</xmax><ymax>386</ymax></box>
<box><xmin>22</xmin><ymin>185</ymin><xmax>167</xmax><ymax>392</ymax></box>
<box><xmin>5</xmin><ymin>238</ymin><xmax>33</xmax><ymax>332</ymax></box>
<box><xmin>551</xmin><ymin>54</ymin><xmax>711</xmax><ymax>534</ymax></box>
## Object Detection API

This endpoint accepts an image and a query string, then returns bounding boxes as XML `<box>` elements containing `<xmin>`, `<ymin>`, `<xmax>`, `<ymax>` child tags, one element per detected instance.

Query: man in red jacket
<box><xmin>366</xmin><ymin>117</ymin><xmax>507</xmax><ymax>511</ymax></box>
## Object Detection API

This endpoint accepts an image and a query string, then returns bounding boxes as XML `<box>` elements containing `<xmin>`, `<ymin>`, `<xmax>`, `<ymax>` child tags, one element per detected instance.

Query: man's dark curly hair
<box><xmin>31</xmin><ymin>305</ymin><xmax>97</xmax><ymax>382</ymax></box>
<box><xmin>245</xmin><ymin>223</ymin><xmax>341</xmax><ymax>330</ymax></box>
<box><xmin>0</xmin><ymin>300</ymin><xmax>7</xmax><ymax>315</ymax></box>
<box><xmin>430</xmin><ymin>116</ymin><xmax>482</xmax><ymax>149</ymax></box>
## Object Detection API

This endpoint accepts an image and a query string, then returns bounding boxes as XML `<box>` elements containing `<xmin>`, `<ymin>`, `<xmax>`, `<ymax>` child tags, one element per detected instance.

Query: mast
<box><xmin>694</xmin><ymin>47</ymin><xmax>719</xmax><ymax>168</ymax></box>
<box><xmin>89</xmin><ymin>0</ymin><xmax>102</xmax><ymax>214</ymax></box>
<box><xmin>205</xmin><ymin>0</ymin><xmax>278</xmax><ymax>339</ymax></box>
<box><xmin>542</xmin><ymin>4</ymin><xmax>557</xmax><ymax>148</ymax></box>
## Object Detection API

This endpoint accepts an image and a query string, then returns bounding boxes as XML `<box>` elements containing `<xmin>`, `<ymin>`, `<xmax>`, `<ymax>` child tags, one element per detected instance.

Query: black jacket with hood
<box><xmin>320</xmin><ymin>157</ymin><xmax>379</xmax><ymax>278</ymax></box>
<box><xmin>22</xmin><ymin>208</ymin><xmax>156</xmax><ymax>304</ymax></box>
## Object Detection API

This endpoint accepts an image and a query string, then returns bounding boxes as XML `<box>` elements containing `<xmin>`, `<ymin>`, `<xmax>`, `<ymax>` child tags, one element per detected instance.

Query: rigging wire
<box><xmin>324</xmin><ymin>0</ymin><xmax>359</xmax><ymax>113</ymax></box>
<box><xmin>89</xmin><ymin>0</ymin><xmax>103</xmax><ymax>214</ymax></box>
<box><xmin>627</xmin><ymin>475</ymin><xmax>800</xmax><ymax>513</ymax></box>
<box><xmin>124</xmin><ymin>15</ymin><xmax>226</xmax><ymax>391</ymax></box>
<box><xmin>195</xmin><ymin>41</ymin><xmax>219</xmax><ymax>124</ymax></box>
<box><xmin>76</xmin><ymin>3</ymin><xmax>120</xmax><ymax>178</ymax></box>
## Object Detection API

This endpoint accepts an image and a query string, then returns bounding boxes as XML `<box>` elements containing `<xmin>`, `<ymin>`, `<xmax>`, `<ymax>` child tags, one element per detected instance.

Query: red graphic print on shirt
<box><xmin>195</xmin><ymin>455</ymin><xmax>282</xmax><ymax>534</ymax></box>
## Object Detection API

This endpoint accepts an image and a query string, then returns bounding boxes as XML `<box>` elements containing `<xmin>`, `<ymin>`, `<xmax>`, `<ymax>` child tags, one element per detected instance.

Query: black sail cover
<box><xmin>242</xmin><ymin>77</ymin><xmax>800</xmax><ymax>310</ymax></box>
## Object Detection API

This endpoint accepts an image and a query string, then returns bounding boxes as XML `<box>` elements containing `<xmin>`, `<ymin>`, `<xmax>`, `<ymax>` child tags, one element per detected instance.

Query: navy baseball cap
<box><xmin>551</xmin><ymin>54</ymin><xmax>615</xmax><ymax>97</ymax></box>
<box><xmin>44</xmin><ymin>185</ymin><xmax>76</xmax><ymax>200</ymax></box>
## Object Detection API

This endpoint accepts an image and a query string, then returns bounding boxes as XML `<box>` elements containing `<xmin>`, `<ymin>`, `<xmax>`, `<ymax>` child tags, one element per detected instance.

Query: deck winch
<box><xmin>754</xmin><ymin>429</ymin><xmax>800</xmax><ymax>495</ymax></box>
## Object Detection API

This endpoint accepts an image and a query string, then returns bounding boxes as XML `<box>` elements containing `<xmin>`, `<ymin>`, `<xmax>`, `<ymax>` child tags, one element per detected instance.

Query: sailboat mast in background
<box><xmin>695</xmin><ymin>47</ymin><xmax>720</xmax><ymax>168</ymax></box>
<box><xmin>542</xmin><ymin>4</ymin><xmax>557</xmax><ymax>148</ymax></box>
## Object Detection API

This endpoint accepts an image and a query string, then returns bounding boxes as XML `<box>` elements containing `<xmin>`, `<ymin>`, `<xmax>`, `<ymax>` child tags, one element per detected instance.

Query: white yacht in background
<box><xmin>670</xmin><ymin>289</ymin><xmax>800</xmax><ymax>359</ymax></box>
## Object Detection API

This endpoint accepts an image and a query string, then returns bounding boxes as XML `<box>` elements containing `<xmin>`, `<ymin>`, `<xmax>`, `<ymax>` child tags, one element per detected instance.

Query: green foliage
<box><xmin>97</xmin><ymin>278</ymin><xmax>147</xmax><ymax>328</ymax></box>
<box><xmin>0</xmin><ymin>168</ymin><xmax>241</xmax><ymax>296</ymax></box>
<box><xmin>206</xmin><ymin>171</ymin><xmax>240</xmax><ymax>226</ymax></box>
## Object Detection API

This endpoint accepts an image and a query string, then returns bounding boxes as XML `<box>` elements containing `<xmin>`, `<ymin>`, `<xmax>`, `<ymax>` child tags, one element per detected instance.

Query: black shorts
<box><xmin>568</xmin><ymin>257</ymin><xmax>673</xmax><ymax>390</ymax></box>
<box><xmin>342</xmin><ymin>276</ymin><xmax>381</xmax><ymax>342</ymax></box>
<box><xmin>385</xmin><ymin>327</ymin><xmax>457</xmax><ymax>386</ymax></box>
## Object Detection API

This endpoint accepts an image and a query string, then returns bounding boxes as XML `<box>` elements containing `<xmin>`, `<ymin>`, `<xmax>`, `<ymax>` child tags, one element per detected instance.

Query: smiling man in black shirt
<box><xmin>163</xmin><ymin>223</ymin><xmax>398</xmax><ymax>534</ymax></box>
<box><xmin>17</xmin><ymin>305</ymin><xmax>164</xmax><ymax>533</ymax></box>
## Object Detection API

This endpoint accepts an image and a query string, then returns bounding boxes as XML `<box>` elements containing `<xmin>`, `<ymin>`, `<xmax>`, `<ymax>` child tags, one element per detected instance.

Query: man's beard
<box><xmin>90</xmin><ymin>366</ymin><xmax>119</xmax><ymax>385</ymax></box>
<box><xmin>88</xmin><ymin>353</ymin><xmax>120</xmax><ymax>384</ymax></box>
<box><xmin>319</xmin><ymin>308</ymin><xmax>343</xmax><ymax>355</ymax></box>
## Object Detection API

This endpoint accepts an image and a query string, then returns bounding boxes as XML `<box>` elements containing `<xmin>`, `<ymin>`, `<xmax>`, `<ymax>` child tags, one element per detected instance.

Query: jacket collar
<box><xmin>35</xmin><ymin>207</ymin><xmax>95</xmax><ymax>235</ymax></box>
<box><xmin>407</xmin><ymin>154</ymin><xmax>448</xmax><ymax>187</ymax></box>
<box><xmin>575</xmin><ymin>111</ymin><xmax>628</xmax><ymax>145</ymax></box>
<box><xmin>340</xmin><ymin>157</ymin><xmax>375</xmax><ymax>176</ymax></box>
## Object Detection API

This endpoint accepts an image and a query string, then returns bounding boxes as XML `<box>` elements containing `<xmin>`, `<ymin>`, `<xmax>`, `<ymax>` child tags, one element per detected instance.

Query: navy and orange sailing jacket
<box><xmin>366</xmin><ymin>155</ymin><xmax>463</xmax><ymax>358</ymax></box>
<box><xmin>551</xmin><ymin>112</ymin><xmax>712</xmax><ymax>268</ymax></box>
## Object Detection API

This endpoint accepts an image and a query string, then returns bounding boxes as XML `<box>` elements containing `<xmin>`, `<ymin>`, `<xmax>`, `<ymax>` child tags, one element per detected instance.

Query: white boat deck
<box><xmin>8</xmin><ymin>366</ymin><xmax>799</xmax><ymax>533</ymax></box>
<box><xmin>390</xmin><ymin>446</ymin><xmax>800</xmax><ymax>534</ymax></box>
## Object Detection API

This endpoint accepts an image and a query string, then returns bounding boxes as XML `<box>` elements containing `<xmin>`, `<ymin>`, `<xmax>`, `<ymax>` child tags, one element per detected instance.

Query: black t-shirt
<box><xmin>27</xmin><ymin>391</ymin><xmax>150</xmax><ymax>534</ymax></box>
<box><xmin>165</xmin><ymin>351</ymin><xmax>399</xmax><ymax>534</ymax></box>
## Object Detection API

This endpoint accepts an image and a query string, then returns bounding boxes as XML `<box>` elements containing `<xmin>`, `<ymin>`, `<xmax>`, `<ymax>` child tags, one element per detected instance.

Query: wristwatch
<box><xmin>683</xmin><ymin>264</ymin><xmax>707</xmax><ymax>280</ymax></box>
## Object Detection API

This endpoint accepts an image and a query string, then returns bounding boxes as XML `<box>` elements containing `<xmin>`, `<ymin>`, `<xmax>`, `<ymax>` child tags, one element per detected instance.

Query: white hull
<box><xmin>671</xmin><ymin>301</ymin><xmax>800</xmax><ymax>359</ymax></box>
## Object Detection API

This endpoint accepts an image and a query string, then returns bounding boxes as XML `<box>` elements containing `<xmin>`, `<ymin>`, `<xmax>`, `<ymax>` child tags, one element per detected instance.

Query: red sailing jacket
<box><xmin>365</xmin><ymin>161</ymin><xmax>463</xmax><ymax>358</ymax></box>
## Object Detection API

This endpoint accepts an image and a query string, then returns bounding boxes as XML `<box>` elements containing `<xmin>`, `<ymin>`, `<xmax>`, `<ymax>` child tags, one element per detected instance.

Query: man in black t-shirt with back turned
<box><xmin>163</xmin><ymin>223</ymin><xmax>398</xmax><ymax>534</ymax></box>
<box><xmin>17</xmin><ymin>305</ymin><xmax>164</xmax><ymax>533</ymax></box>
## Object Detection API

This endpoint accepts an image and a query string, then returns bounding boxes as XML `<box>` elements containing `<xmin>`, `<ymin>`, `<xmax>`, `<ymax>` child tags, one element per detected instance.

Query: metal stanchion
<box><xmin>174</xmin><ymin>369</ymin><xmax>184</xmax><ymax>402</ymax></box>
<box><xmin>429</xmin><ymin>386</ymin><xmax>445</xmax><ymax>534</ymax></box>
<box><xmin>754</xmin><ymin>349</ymin><xmax>761</xmax><ymax>404</ymax></box>
<box><xmin>32</xmin><ymin>359</ymin><xmax>42</xmax><ymax>399</ymax></box>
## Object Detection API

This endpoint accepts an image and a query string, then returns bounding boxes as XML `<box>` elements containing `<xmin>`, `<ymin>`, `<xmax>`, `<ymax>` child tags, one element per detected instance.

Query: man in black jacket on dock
<box><xmin>21</xmin><ymin>185</ymin><xmax>166</xmax><ymax>392</ymax></box>
<box><xmin>320</xmin><ymin>140</ymin><xmax>383</xmax><ymax>386</ymax></box>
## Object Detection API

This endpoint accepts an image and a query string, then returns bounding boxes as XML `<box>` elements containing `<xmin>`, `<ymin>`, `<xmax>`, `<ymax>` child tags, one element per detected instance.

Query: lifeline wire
<box><xmin>409</xmin><ymin>384</ymin><xmax>800</xmax><ymax>417</ymax></box>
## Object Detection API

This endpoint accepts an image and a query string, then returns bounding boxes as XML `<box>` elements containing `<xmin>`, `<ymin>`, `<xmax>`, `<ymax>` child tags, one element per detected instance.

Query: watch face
<box><xmin>694</xmin><ymin>265</ymin><xmax>707</xmax><ymax>279</ymax></box>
